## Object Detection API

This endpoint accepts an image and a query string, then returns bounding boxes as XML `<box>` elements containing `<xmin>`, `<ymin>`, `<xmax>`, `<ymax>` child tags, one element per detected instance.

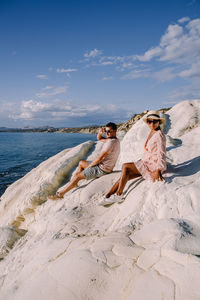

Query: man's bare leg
<box><xmin>59</xmin><ymin>171</ymin><xmax>85</xmax><ymax>196</ymax></box>
<box><xmin>72</xmin><ymin>160</ymin><xmax>89</xmax><ymax>178</ymax></box>
<box><xmin>49</xmin><ymin>171</ymin><xmax>86</xmax><ymax>199</ymax></box>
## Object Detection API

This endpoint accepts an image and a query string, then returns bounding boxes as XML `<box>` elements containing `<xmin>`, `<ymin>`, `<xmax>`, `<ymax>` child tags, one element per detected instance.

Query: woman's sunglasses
<box><xmin>147</xmin><ymin>119</ymin><xmax>159</xmax><ymax>124</ymax></box>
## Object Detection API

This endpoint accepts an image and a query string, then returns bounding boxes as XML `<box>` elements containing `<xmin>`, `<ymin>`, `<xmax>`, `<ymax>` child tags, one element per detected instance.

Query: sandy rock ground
<box><xmin>0</xmin><ymin>100</ymin><xmax>200</xmax><ymax>300</ymax></box>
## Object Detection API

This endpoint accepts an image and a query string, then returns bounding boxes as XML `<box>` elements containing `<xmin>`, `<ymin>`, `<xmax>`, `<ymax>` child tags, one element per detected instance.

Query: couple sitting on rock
<box><xmin>50</xmin><ymin>111</ymin><xmax>166</xmax><ymax>205</ymax></box>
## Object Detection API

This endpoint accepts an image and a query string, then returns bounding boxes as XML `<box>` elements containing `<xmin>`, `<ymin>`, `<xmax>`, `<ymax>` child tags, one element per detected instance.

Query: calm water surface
<box><xmin>0</xmin><ymin>132</ymin><xmax>96</xmax><ymax>196</ymax></box>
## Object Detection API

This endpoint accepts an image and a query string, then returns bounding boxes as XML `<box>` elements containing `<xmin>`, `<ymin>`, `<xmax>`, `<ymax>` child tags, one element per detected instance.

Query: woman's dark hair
<box><xmin>157</xmin><ymin>120</ymin><xmax>162</xmax><ymax>130</ymax></box>
<box><xmin>105</xmin><ymin>122</ymin><xmax>117</xmax><ymax>131</ymax></box>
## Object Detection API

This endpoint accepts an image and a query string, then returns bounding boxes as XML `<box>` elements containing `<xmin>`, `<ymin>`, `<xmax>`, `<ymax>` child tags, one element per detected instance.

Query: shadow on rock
<box><xmin>163</xmin><ymin>113</ymin><xmax>172</xmax><ymax>135</ymax></box>
<box><xmin>124</xmin><ymin>177</ymin><xmax>144</xmax><ymax>198</ymax></box>
<box><xmin>72</xmin><ymin>170</ymin><xmax>121</xmax><ymax>194</ymax></box>
<box><xmin>165</xmin><ymin>156</ymin><xmax>200</xmax><ymax>183</ymax></box>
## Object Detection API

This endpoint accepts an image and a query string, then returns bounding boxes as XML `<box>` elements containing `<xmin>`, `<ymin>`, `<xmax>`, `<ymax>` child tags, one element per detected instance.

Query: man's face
<box><xmin>105</xmin><ymin>127</ymin><xmax>115</xmax><ymax>138</ymax></box>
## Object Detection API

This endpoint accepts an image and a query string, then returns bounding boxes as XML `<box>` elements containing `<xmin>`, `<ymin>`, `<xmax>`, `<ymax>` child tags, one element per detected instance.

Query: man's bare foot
<box><xmin>48</xmin><ymin>192</ymin><xmax>64</xmax><ymax>200</ymax></box>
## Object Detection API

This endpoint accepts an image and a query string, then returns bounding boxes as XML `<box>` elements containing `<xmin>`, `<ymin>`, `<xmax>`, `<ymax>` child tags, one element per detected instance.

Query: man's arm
<box><xmin>97</xmin><ymin>128</ymin><xmax>107</xmax><ymax>142</ymax></box>
<box><xmin>88</xmin><ymin>150</ymin><xmax>108</xmax><ymax>167</ymax></box>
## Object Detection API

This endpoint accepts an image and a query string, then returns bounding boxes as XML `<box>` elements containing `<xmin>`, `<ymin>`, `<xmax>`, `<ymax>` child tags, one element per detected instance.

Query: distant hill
<box><xmin>0</xmin><ymin>108</ymin><xmax>171</xmax><ymax>134</ymax></box>
<box><xmin>0</xmin><ymin>126</ymin><xmax>57</xmax><ymax>133</ymax></box>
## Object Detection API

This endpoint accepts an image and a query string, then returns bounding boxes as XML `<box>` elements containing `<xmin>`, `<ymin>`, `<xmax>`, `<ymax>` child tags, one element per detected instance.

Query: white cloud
<box><xmin>7</xmin><ymin>99</ymin><xmax>101</xmax><ymax>121</ymax></box>
<box><xmin>102</xmin><ymin>76</ymin><xmax>113</xmax><ymax>81</ymax></box>
<box><xmin>78</xmin><ymin>16</ymin><xmax>200</xmax><ymax>101</ymax></box>
<box><xmin>116</xmin><ymin>60</ymin><xmax>135</xmax><ymax>72</ymax></box>
<box><xmin>122</xmin><ymin>68</ymin><xmax>150</xmax><ymax>79</ymax></box>
<box><xmin>186</xmin><ymin>18</ymin><xmax>200</xmax><ymax>34</ymax></box>
<box><xmin>10</xmin><ymin>100</ymin><xmax>52</xmax><ymax>120</ymax></box>
<box><xmin>121</xmin><ymin>62</ymin><xmax>134</xmax><ymax>69</ymax></box>
<box><xmin>84</xmin><ymin>49</ymin><xmax>103</xmax><ymax>58</ymax></box>
<box><xmin>123</xmin><ymin>17</ymin><xmax>200</xmax><ymax>82</ymax></box>
<box><xmin>80</xmin><ymin>18</ymin><xmax>200</xmax><ymax>85</ymax></box>
<box><xmin>105</xmin><ymin>104</ymin><xmax>120</xmax><ymax>112</ymax></box>
<box><xmin>0</xmin><ymin>101</ymin><xmax>18</xmax><ymax>114</ymax></box>
<box><xmin>36</xmin><ymin>86</ymin><xmax>68</xmax><ymax>98</ymax></box>
<box><xmin>43</xmin><ymin>86</ymin><xmax>53</xmax><ymax>90</ymax></box>
<box><xmin>135</xmin><ymin>24</ymin><xmax>185</xmax><ymax>64</ymax></box>
<box><xmin>99</xmin><ymin>56</ymin><xmax>125</xmax><ymax>67</ymax></box>
<box><xmin>179</xmin><ymin>61</ymin><xmax>200</xmax><ymax>78</ymax></box>
<box><xmin>82</xmin><ymin>51</ymin><xmax>134</xmax><ymax>72</ymax></box>
<box><xmin>153</xmin><ymin>68</ymin><xmax>177</xmax><ymax>82</ymax></box>
<box><xmin>160</xmin><ymin>19</ymin><xmax>200</xmax><ymax>67</ymax></box>
<box><xmin>4</xmin><ymin>99</ymin><xmax>130</xmax><ymax>126</ymax></box>
<box><xmin>76</xmin><ymin>105</ymin><xmax>100</xmax><ymax>112</ymax></box>
<box><xmin>51</xmin><ymin>111</ymin><xmax>86</xmax><ymax>118</ymax></box>
<box><xmin>56</xmin><ymin>68</ymin><xmax>77</xmax><ymax>73</ymax></box>
<box><xmin>9</xmin><ymin>100</ymin><xmax>71</xmax><ymax>120</ymax></box>
<box><xmin>36</xmin><ymin>74</ymin><xmax>48</xmax><ymax>80</ymax></box>
<box><xmin>87</xmin><ymin>56</ymin><xmax>124</xmax><ymax>67</ymax></box>
<box><xmin>99</xmin><ymin>61</ymin><xmax>114</xmax><ymax>65</ymax></box>
<box><xmin>178</xmin><ymin>17</ymin><xmax>190</xmax><ymax>24</ymax></box>
<box><xmin>160</xmin><ymin>24</ymin><xmax>183</xmax><ymax>47</ymax></box>
<box><xmin>136</xmin><ymin>18</ymin><xmax>200</xmax><ymax>66</ymax></box>
<box><xmin>169</xmin><ymin>83</ymin><xmax>200</xmax><ymax>101</ymax></box>
<box><xmin>162</xmin><ymin>100</ymin><xmax>178</xmax><ymax>105</ymax></box>
<box><xmin>135</xmin><ymin>47</ymin><xmax>162</xmax><ymax>62</ymax></box>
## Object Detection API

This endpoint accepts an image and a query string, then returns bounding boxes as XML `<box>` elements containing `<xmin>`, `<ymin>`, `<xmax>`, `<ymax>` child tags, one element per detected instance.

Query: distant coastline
<box><xmin>0</xmin><ymin>126</ymin><xmax>100</xmax><ymax>134</ymax></box>
<box><xmin>0</xmin><ymin>108</ymin><xmax>170</xmax><ymax>134</ymax></box>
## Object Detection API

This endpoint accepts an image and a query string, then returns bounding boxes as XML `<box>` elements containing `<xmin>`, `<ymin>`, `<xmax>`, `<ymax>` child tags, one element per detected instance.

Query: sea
<box><xmin>0</xmin><ymin>132</ymin><xmax>97</xmax><ymax>197</ymax></box>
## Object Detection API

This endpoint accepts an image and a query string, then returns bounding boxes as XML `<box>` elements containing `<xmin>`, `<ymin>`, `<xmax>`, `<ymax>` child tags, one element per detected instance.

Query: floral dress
<box><xmin>135</xmin><ymin>130</ymin><xmax>166</xmax><ymax>181</ymax></box>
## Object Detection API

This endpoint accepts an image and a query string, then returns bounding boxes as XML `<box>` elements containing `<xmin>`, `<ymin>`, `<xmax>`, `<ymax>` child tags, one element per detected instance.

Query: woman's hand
<box><xmin>151</xmin><ymin>170</ymin><xmax>164</xmax><ymax>182</ymax></box>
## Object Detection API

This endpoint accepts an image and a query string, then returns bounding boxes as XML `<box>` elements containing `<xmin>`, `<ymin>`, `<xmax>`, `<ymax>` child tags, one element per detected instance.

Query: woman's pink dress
<box><xmin>135</xmin><ymin>130</ymin><xmax>166</xmax><ymax>181</ymax></box>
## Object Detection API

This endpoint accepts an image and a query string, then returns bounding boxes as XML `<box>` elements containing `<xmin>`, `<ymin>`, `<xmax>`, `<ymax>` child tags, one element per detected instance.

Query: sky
<box><xmin>0</xmin><ymin>0</ymin><xmax>200</xmax><ymax>128</ymax></box>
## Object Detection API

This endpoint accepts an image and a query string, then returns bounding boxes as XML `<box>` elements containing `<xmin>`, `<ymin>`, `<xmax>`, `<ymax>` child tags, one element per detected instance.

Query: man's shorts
<box><xmin>83</xmin><ymin>165</ymin><xmax>108</xmax><ymax>180</ymax></box>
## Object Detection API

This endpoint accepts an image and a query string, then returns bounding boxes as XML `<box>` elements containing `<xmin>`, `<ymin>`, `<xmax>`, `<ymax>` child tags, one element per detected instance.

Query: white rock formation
<box><xmin>0</xmin><ymin>100</ymin><xmax>200</xmax><ymax>300</ymax></box>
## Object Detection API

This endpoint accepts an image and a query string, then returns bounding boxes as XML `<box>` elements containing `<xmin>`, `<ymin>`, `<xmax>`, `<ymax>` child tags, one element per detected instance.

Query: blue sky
<box><xmin>0</xmin><ymin>0</ymin><xmax>200</xmax><ymax>127</ymax></box>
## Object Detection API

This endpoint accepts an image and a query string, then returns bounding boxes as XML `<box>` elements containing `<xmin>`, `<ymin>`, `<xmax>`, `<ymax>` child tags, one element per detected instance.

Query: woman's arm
<box><xmin>150</xmin><ymin>132</ymin><xmax>166</xmax><ymax>181</ymax></box>
<box><xmin>150</xmin><ymin>169</ymin><xmax>164</xmax><ymax>181</ymax></box>
<box><xmin>156</xmin><ymin>132</ymin><xmax>166</xmax><ymax>171</ymax></box>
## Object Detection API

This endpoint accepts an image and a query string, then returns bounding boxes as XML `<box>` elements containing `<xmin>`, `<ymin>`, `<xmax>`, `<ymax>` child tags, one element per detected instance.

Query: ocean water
<box><xmin>0</xmin><ymin>132</ymin><xmax>96</xmax><ymax>196</ymax></box>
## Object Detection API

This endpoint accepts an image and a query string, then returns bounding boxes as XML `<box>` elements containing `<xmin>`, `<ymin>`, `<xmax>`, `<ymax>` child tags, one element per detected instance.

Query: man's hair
<box><xmin>105</xmin><ymin>122</ymin><xmax>117</xmax><ymax>131</ymax></box>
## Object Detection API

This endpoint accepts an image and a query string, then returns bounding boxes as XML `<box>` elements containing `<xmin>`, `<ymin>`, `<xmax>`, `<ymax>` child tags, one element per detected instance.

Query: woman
<box><xmin>99</xmin><ymin>110</ymin><xmax>166</xmax><ymax>205</ymax></box>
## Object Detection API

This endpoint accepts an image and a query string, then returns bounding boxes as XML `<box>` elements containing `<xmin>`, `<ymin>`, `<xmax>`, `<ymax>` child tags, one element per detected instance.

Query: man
<box><xmin>49</xmin><ymin>122</ymin><xmax>120</xmax><ymax>199</ymax></box>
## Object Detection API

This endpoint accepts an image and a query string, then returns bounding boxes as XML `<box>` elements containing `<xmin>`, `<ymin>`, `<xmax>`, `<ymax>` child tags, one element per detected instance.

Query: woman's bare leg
<box><xmin>117</xmin><ymin>163</ymin><xmax>141</xmax><ymax>195</ymax></box>
<box><xmin>105</xmin><ymin>179</ymin><xmax>120</xmax><ymax>198</ymax></box>
<box><xmin>106</xmin><ymin>163</ymin><xmax>141</xmax><ymax>198</ymax></box>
